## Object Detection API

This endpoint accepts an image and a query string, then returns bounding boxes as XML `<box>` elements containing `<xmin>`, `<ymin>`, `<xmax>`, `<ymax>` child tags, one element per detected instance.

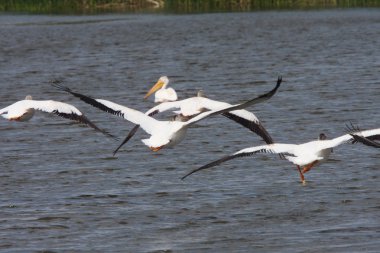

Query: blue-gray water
<box><xmin>0</xmin><ymin>9</ymin><xmax>379</xmax><ymax>252</ymax></box>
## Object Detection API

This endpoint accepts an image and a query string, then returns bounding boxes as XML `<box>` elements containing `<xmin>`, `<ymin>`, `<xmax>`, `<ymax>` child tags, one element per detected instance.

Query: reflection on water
<box><xmin>0</xmin><ymin>9</ymin><xmax>379</xmax><ymax>252</ymax></box>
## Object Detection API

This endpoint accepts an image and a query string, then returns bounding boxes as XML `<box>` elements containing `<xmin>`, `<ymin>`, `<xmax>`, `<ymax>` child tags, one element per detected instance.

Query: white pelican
<box><xmin>0</xmin><ymin>95</ymin><xmax>113</xmax><ymax>137</ymax></box>
<box><xmin>144</xmin><ymin>76</ymin><xmax>178</xmax><ymax>103</ymax></box>
<box><xmin>115</xmin><ymin>77</ymin><xmax>283</xmax><ymax>155</ymax></box>
<box><xmin>347</xmin><ymin>124</ymin><xmax>380</xmax><ymax>148</ymax></box>
<box><xmin>53</xmin><ymin>80</ymin><xmax>281</xmax><ymax>152</ymax></box>
<box><xmin>182</xmin><ymin>128</ymin><xmax>380</xmax><ymax>183</ymax></box>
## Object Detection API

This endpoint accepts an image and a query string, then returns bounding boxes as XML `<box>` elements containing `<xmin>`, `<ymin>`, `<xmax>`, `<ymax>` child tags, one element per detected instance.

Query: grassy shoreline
<box><xmin>0</xmin><ymin>0</ymin><xmax>378</xmax><ymax>14</ymax></box>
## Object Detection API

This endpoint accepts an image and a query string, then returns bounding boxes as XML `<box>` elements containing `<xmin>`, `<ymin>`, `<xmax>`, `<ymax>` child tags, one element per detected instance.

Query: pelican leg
<box><xmin>9</xmin><ymin>116</ymin><xmax>21</xmax><ymax>121</ymax></box>
<box><xmin>302</xmin><ymin>161</ymin><xmax>318</xmax><ymax>174</ymax></box>
<box><xmin>150</xmin><ymin>146</ymin><xmax>163</xmax><ymax>152</ymax></box>
<box><xmin>297</xmin><ymin>165</ymin><xmax>306</xmax><ymax>184</ymax></box>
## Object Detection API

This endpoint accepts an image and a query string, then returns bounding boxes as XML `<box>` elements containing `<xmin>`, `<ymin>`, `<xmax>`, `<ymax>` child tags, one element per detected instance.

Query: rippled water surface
<box><xmin>0</xmin><ymin>10</ymin><xmax>379</xmax><ymax>252</ymax></box>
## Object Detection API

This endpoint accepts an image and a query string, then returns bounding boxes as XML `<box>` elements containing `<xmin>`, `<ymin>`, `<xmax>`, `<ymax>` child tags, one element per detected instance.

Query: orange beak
<box><xmin>144</xmin><ymin>80</ymin><xmax>164</xmax><ymax>99</ymax></box>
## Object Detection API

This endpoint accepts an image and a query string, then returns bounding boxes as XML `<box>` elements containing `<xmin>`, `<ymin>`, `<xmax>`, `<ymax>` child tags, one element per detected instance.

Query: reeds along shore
<box><xmin>0</xmin><ymin>0</ymin><xmax>379</xmax><ymax>14</ymax></box>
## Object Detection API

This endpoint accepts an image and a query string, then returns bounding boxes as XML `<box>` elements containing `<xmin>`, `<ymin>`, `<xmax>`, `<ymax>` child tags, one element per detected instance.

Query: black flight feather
<box><xmin>181</xmin><ymin>146</ymin><xmax>293</xmax><ymax>180</ymax></box>
<box><xmin>52</xmin><ymin>110</ymin><xmax>116</xmax><ymax>139</ymax></box>
<box><xmin>112</xmin><ymin>110</ymin><xmax>159</xmax><ymax>155</ymax></box>
<box><xmin>52</xmin><ymin>83</ymin><xmax>124</xmax><ymax>118</ymax></box>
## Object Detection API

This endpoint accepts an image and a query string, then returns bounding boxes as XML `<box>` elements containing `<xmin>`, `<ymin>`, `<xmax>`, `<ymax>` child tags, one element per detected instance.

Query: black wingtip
<box><xmin>261</xmin><ymin>75</ymin><xmax>282</xmax><ymax>99</ymax></box>
<box><xmin>349</xmin><ymin>134</ymin><xmax>380</xmax><ymax>148</ymax></box>
<box><xmin>181</xmin><ymin>154</ymin><xmax>240</xmax><ymax>180</ymax></box>
<box><xmin>51</xmin><ymin>82</ymin><xmax>71</xmax><ymax>93</ymax></box>
<box><xmin>107</xmin><ymin>132</ymin><xmax>119</xmax><ymax>141</ymax></box>
<box><xmin>277</xmin><ymin>76</ymin><xmax>282</xmax><ymax>85</ymax></box>
<box><xmin>181</xmin><ymin>162</ymin><xmax>217</xmax><ymax>180</ymax></box>
<box><xmin>112</xmin><ymin>142</ymin><xmax>123</xmax><ymax>156</ymax></box>
<box><xmin>345</xmin><ymin>121</ymin><xmax>361</xmax><ymax>133</ymax></box>
<box><xmin>113</xmin><ymin>142</ymin><xmax>125</xmax><ymax>156</ymax></box>
<box><xmin>112</xmin><ymin>125</ymin><xmax>141</xmax><ymax>156</ymax></box>
<box><xmin>181</xmin><ymin>164</ymin><xmax>212</xmax><ymax>180</ymax></box>
<box><xmin>345</xmin><ymin>121</ymin><xmax>362</xmax><ymax>144</ymax></box>
<box><xmin>181</xmin><ymin>169</ymin><xmax>197</xmax><ymax>180</ymax></box>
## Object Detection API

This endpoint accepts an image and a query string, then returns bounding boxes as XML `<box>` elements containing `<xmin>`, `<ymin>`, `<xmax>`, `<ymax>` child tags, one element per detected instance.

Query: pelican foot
<box><xmin>150</xmin><ymin>146</ymin><xmax>163</xmax><ymax>152</ymax></box>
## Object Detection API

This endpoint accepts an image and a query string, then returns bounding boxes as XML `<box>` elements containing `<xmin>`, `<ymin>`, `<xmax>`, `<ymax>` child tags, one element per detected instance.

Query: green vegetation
<box><xmin>166</xmin><ymin>0</ymin><xmax>380</xmax><ymax>13</ymax></box>
<box><xmin>0</xmin><ymin>0</ymin><xmax>378</xmax><ymax>14</ymax></box>
<box><xmin>0</xmin><ymin>0</ymin><xmax>160</xmax><ymax>14</ymax></box>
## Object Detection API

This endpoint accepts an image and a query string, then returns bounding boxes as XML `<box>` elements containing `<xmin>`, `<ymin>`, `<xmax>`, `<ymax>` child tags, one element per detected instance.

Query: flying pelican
<box><xmin>53</xmin><ymin>80</ymin><xmax>282</xmax><ymax>152</ymax></box>
<box><xmin>144</xmin><ymin>76</ymin><xmax>178</xmax><ymax>103</ymax></box>
<box><xmin>182</xmin><ymin>128</ymin><xmax>380</xmax><ymax>183</ymax></box>
<box><xmin>114</xmin><ymin>77</ymin><xmax>283</xmax><ymax>155</ymax></box>
<box><xmin>347</xmin><ymin>124</ymin><xmax>380</xmax><ymax>148</ymax></box>
<box><xmin>0</xmin><ymin>95</ymin><xmax>113</xmax><ymax>137</ymax></box>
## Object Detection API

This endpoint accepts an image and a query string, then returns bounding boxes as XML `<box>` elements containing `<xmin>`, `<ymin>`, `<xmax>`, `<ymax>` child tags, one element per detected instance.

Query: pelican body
<box><xmin>144</xmin><ymin>76</ymin><xmax>178</xmax><ymax>103</ymax></box>
<box><xmin>94</xmin><ymin>99</ymin><xmax>188</xmax><ymax>150</ymax></box>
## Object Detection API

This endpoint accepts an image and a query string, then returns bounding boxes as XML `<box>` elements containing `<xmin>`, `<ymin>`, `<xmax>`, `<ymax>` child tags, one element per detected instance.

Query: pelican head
<box><xmin>25</xmin><ymin>95</ymin><xmax>33</xmax><ymax>100</ymax></box>
<box><xmin>319</xmin><ymin>133</ymin><xmax>327</xmax><ymax>140</ymax></box>
<box><xmin>144</xmin><ymin>76</ymin><xmax>169</xmax><ymax>99</ymax></box>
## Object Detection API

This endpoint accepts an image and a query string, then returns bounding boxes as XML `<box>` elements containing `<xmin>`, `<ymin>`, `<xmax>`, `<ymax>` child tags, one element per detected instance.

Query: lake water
<box><xmin>0</xmin><ymin>9</ymin><xmax>379</xmax><ymax>252</ymax></box>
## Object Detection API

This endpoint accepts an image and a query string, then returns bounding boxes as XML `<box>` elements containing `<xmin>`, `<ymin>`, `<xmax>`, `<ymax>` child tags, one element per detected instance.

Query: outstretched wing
<box><xmin>318</xmin><ymin>125</ymin><xmax>380</xmax><ymax>150</ymax></box>
<box><xmin>53</xmin><ymin>84</ymin><xmax>159</xmax><ymax>135</ymax></box>
<box><xmin>222</xmin><ymin>112</ymin><xmax>274</xmax><ymax>144</ymax></box>
<box><xmin>144</xmin><ymin>100</ymin><xmax>185</xmax><ymax>116</ymax></box>
<box><xmin>350</xmin><ymin>134</ymin><xmax>380</xmax><ymax>148</ymax></box>
<box><xmin>181</xmin><ymin>143</ymin><xmax>295</xmax><ymax>180</ymax></box>
<box><xmin>52</xmin><ymin>83</ymin><xmax>124</xmax><ymax>118</ymax></box>
<box><xmin>184</xmin><ymin>76</ymin><xmax>282</xmax><ymax>127</ymax></box>
<box><xmin>29</xmin><ymin>100</ymin><xmax>115</xmax><ymax>138</ymax></box>
<box><xmin>346</xmin><ymin>123</ymin><xmax>380</xmax><ymax>148</ymax></box>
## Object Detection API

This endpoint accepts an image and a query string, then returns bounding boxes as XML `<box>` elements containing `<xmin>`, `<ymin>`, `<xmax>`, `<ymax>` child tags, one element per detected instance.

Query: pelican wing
<box><xmin>53</xmin><ymin>83</ymin><xmax>125</xmax><ymax>118</ymax></box>
<box><xmin>350</xmin><ymin>134</ymin><xmax>380</xmax><ymax>148</ymax></box>
<box><xmin>346</xmin><ymin>124</ymin><xmax>380</xmax><ymax>142</ymax></box>
<box><xmin>193</xmin><ymin>98</ymin><xmax>276</xmax><ymax>143</ymax></box>
<box><xmin>182</xmin><ymin>143</ymin><xmax>296</xmax><ymax>180</ymax></box>
<box><xmin>316</xmin><ymin>134</ymin><xmax>353</xmax><ymax>150</ymax></box>
<box><xmin>26</xmin><ymin>100</ymin><xmax>114</xmax><ymax>138</ymax></box>
<box><xmin>29</xmin><ymin>100</ymin><xmax>81</xmax><ymax>115</ymax></box>
<box><xmin>346</xmin><ymin>125</ymin><xmax>380</xmax><ymax>148</ymax></box>
<box><xmin>146</xmin><ymin>94</ymin><xmax>275</xmax><ymax>144</ymax></box>
<box><xmin>318</xmin><ymin>128</ymin><xmax>380</xmax><ymax>150</ymax></box>
<box><xmin>183</xmin><ymin>76</ymin><xmax>282</xmax><ymax>127</ymax></box>
<box><xmin>360</xmin><ymin>128</ymin><xmax>380</xmax><ymax>139</ymax></box>
<box><xmin>53</xmin><ymin>84</ymin><xmax>159</xmax><ymax>135</ymax></box>
<box><xmin>113</xmin><ymin>125</ymin><xmax>140</xmax><ymax>155</ymax></box>
<box><xmin>145</xmin><ymin>100</ymin><xmax>186</xmax><ymax>116</ymax></box>
<box><xmin>89</xmin><ymin>99</ymin><xmax>159</xmax><ymax>135</ymax></box>
<box><xmin>145</xmin><ymin>97</ymin><xmax>228</xmax><ymax>117</ymax></box>
<box><xmin>222</xmin><ymin>112</ymin><xmax>274</xmax><ymax>144</ymax></box>
<box><xmin>193</xmin><ymin>97</ymin><xmax>276</xmax><ymax>144</ymax></box>
<box><xmin>0</xmin><ymin>105</ymin><xmax>11</xmax><ymax>115</ymax></box>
